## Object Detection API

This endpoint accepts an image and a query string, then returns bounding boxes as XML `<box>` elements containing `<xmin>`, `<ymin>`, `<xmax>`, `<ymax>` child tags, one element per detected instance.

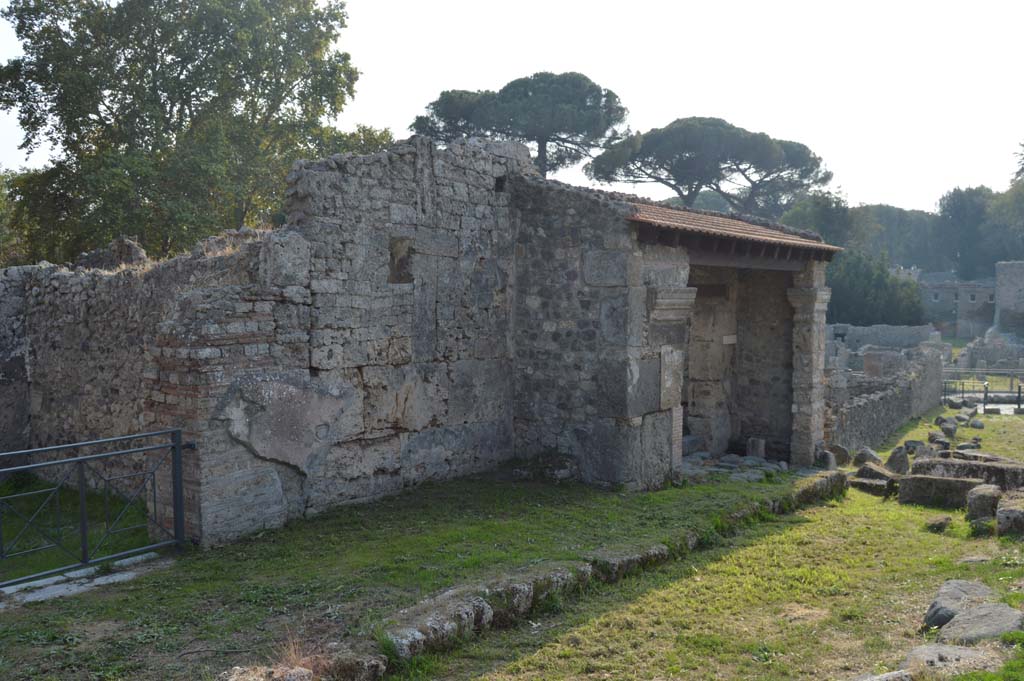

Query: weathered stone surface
<box><xmin>969</xmin><ymin>418</ymin><xmax>985</xmax><ymax>429</ymax></box>
<box><xmin>966</xmin><ymin>484</ymin><xmax>1002</xmax><ymax>522</ymax></box>
<box><xmin>997</xmin><ymin>491</ymin><xmax>1024</xmax><ymax>536</ymax></box>
<box><xmin>901</xmin><ymin>643</ymin><xmax>1002</xmax><ymax>676</ymax></box>
<box><xmin>854</xmin><ymin>447</ymin><xmax>883</xmax><ymax>466</ymax></box>
<box><xmin>941</xmin><ymin>421</ymin><xmax>958</xmax><ymax>438</ymax></box>
<box><xmin>826</xmin><ymin>443</ymin><xmax>850</xmax><ymax>466</ymax></box>
<box><xmin>851</xmin><ymin>477</ymin><xmax>893</xmax><ymax>496</ymax></box>
<box><xmin>923</xmin><ymin>580</ymin><xmax>995</xmax><ymax>628</ymax></box>
<box><xmin>911</xmin><ymin>458</ymin><xmax>1024</xmax><ymax>491</ymax></box>
<box><xmin>886</xmin><ymin>449</ymin><xmax>910</xmax><ymax>475</ymax></box>
<box><xmin>898</xmin><ymin>475</ymin><xmax>984</xmax><ymax>508</ymax></box>
<box><xmin>219</xmin><ymin>667</ymin><xmax>313</xmax><ymax>681</ymax></box>
<box><xmin>858</xmin><ymin>462</ymin><xmax>900</xmax><ymax>481</ymax></box>
<box><xmin>937</xmin><ymin>603</ymin><xmax>1024</xmax><ymax>643</ymax></box>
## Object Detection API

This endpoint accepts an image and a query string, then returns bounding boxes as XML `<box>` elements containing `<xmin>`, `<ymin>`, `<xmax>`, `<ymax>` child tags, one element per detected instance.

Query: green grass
<box><xmin>879</xmin><ymin>406</ymin><xmax>1024</xmax><ymax>463</ymax></box>
<box><xmin>0</xmin><ymin>473</ymin><xmax>152</xmax><ymax>584</ymax></box>
<box><xmin>0</xmin><ymin>474</ymin><xmax>810</xmax><ymax>680</ymax></box>
<box><xmin>395</xmin><ymin>492</ymin><xmax>1023</xmax><ymax>681</ymax></box>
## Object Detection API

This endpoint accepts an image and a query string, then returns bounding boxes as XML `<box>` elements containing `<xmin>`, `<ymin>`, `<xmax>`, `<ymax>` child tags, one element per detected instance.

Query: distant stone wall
<box><xmin>827</xmin><ymin>348</ymin><xmax>942</xmax><ymax>450</ymax></box>
<box><xmin>828</xmin><ymin>324</ymin><xmax>938</xmax><ymax>351</ymax></box>
<box><xmin>996</xmin><ymin>261</ymin><xmax>1024</xmax><ymax>337</ymax></box>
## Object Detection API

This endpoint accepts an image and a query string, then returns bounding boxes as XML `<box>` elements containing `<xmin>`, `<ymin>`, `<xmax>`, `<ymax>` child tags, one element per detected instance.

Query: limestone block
<box><xmin>966</xmin><ymin>484</ymin><xmax>1002</xmax><ymax>522</ymax></box>
<box><xmin>898</xmin><ymin>475</ymin><xmax>984</xmax><ymax>509</ymax></box>
<box><xmin>304</xmin><ymin>437</ymin><xmax>403</xmax><ymax>513</ymax></box>
<box><xmin>659</xmin><ymin>346</ymin><xmax>684</xmax><ymax>410</ymax></box>
<box><xmin>937</xmin><ymin>603</ymin><xmax>1024</xmax><ymax>643</ymax></box>
<box><xmin>221</xmin><ymin>374</ymin><xmax>364</xmax><ymax>474</ymax></box>
<box><xmin>997</xmin><ymin>491</ymin><xmax>1024</xmax><ymax>536</ymax></box>
<box><xmin>258</xmin><ymin>230</ymin><xmax>311</xmax><ymax>288</ymax></box>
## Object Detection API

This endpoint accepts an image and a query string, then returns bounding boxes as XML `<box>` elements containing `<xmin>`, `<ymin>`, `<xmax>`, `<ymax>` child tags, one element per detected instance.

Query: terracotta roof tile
<box><xmin>628</xmin><ymin>203</ymin><xmax>842</xmax><ymax>254</ymax></box>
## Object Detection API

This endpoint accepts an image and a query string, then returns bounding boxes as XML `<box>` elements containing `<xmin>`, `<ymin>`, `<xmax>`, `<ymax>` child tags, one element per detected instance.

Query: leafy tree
<box><xmin>1016</xmin><ymin>142</ymin><xmax>1024</xmax><ymax>183</ymax></box>
<box><xmin>937</xmin><ymin>186</ymin><xmax>994</xmax><ymax>280</ymax></box>
<box><xmin>826</xmin><ymin>250</ymin><xmax>924</xmax><ymax>326</ymax></box>
<box><xmin>0</xmin><ymin>169</ymin><xmax>27</xmax><ymax>266</ymax></box>
<box><xmin>411</xmin><ymin>72</ymin><xmax>627</xmax><ymax>177</ymax></box>
<box><xmin>587</xmin><ymin>117</ymin><xmax>831</xmax><ymax>219</ymax></box>
<box><xmin>781</xmin><ymin>191</ymin><xmax>879</xmax><ymax>248</ymax></box>
<box><xmin>852</xmin><ymin>204</ymin><xmax>945</xmax><ymax>272</ymax></box>
<box><xmin>0</xmin><ymin>0</ymin><xmax>390</xmax><ymax>264</ymax></box>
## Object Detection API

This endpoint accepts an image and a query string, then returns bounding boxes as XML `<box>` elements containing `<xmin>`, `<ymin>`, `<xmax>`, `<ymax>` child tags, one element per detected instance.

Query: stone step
<box><xmin>911</xmin><ymin>458</ymin><xmax>1024</xmax><ymax>490</ymax></box>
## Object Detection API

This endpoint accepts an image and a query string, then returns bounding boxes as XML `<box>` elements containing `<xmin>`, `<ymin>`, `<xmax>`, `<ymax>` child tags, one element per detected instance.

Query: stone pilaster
<box><xmin>787</xmin><ymin>282</ymin><xmax>831</xmax><ymax>467</ymax></box>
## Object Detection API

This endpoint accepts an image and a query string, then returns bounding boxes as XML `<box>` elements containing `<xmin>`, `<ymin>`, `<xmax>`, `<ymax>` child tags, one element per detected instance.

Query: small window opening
<box><xmin>494</xmin><ymin>175</ymin><xmax>507</xmax><ymax>192</ymax></box>
<box><xmin>932</xmin><ymin>293</ymin><xmax>939</xmax><ymax>302</ymax></box>
<box><xmin>990</xmin><ymin>294</ymin><xmax>995</xmax><ymax>303</ymax></box>
<box><xmin>969</xmin><ymin>293</ymin><xmax>977</xmax><ymax>303</ymax></box>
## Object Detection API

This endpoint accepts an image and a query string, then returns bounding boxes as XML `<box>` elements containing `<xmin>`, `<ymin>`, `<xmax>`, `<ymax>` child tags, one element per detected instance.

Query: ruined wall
<box><xmin>828</xmin><ymin>348</ymin><xmax>942</xmax><ymax>450</ymax></box>
<box><xmin>733</xmin><ymin>270</ymin><xmax>793</xmax><ymax>457</ymax></box>
<box><xmin>509</xmin><ymin>177</ymin><xmax>690</xmax><ymax>489</ymax></box>
<box><xmin>828</xmin><ymin>324</ymin><xmax>937</xmax><ymax>351</ymax></box>
<box><xmin>0</xmin><ymin>267</ymin><xmax>32</xmax><ymax>454</ymax></box>
<box><xmin>996</xmin><ymin>261</ymin><xmax>1024</xmax><ymax>337</ymax></box>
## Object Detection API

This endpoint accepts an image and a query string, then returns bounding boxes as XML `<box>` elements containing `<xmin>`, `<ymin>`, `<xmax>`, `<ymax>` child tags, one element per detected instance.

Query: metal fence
<box><xmin>0</xmin><ymin>429</ymin><xmax>191</xmax><ymax>588</ymax></box>
<box><xmin>942</xmin><ymin>369</ymin><xmax>1023</xmax><ymax>410</ymax></box>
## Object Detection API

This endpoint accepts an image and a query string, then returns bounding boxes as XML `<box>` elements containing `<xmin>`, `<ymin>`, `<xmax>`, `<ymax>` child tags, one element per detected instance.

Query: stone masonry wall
<box><xmin>827</xmin><ymin>348</ymin><xmax>942</xmax><ymax>450</ymax></box>
<box><xmin>0</xmin><ymin>267</ymin><xmax>32</xmax><ymax>456</ymax></box>
<box><xmin>733</xmin><ymin>269</ymin><xmax>793</xmax><ymax>457</ymax></box>
<box><xmin>828</xmin><ymin>324</ymin><xmax>937</xmax><ymax>351</ymax></box>
<box><xmin>509</xmin><ymin>176</ymin><xmax>691</xmax><ymax>489</ymax></box>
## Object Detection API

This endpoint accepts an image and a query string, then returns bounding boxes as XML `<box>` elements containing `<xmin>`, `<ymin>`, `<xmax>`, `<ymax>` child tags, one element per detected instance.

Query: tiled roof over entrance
<box><xmin>629</xmin><ymin>203</ymin><xmax>842</xmax><ymax>255</ymax></box>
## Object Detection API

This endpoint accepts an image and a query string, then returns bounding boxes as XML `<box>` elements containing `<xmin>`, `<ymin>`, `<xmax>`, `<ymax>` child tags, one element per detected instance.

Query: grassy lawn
<box><xmin>0</xmin><ymin>474</ymin><xmax>809</xmax><ymax>680</ymax></box>
<box><xmin>394</xmin><ymin>492</ymin><xmax>1023</xmax><ymax>681</ymax></box>
<box><xmin>0</xmin><ymin>473</ymin><xmax>152</xmax><ymax>585</ymax></box>
<box><xmin>880</xmin><ymin>406</ymin><xmax>1024</xmax><ymax>463</ymax></box>
<box><xmin>383</xmin><ymin>412</ymin><xmax>1024</xmax><ymax>681</ymax></box>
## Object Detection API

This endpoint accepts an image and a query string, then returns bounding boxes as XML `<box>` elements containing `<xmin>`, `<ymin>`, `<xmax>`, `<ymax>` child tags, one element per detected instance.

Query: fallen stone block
<box><xmin>911</xmin><ymin>458</ymin><xmax>1024</xmax><ymax>490</ymax></box>
<box><xmin>937</xmin><ymin>603</ymin><xmax>1024</xmax><ymax>644</ymax></box>
<box><xmin>969</xmin><ymin>419</ymin><xmax>985</xmax><ymax>429</ymax></box>
<box><xmin>984</xmin><ymin>407</ymin><xmax>1001</xmax><ymax>415</ymax></box>
<box><xmin>923</xmin><ymin>580</ymin><xmax>995</xmax><ymax>628</ymax></box>
<box><xmin>898</xmin><ymin>475</ymin><xmax>984</xmax><ymax>509</ymax></box>
<box><xmin>886</xmin><ymin>449</ymin><xmax>910</xmax><ymax>475</ymax></box>
<box><xmin>967</xmin><ymin>484</ymin><xmax>1002</xmax><ymax>521</ymax></box>
<box><xmin>857</xmin><ymin>462</ymin><xmax>900</xmax><ymax>482</ymax></box>
<box><xmin>826</xmin><ymin>443</ymin><xmax>850</xmax><ymax>467</ymax></box>
<box><xmin>954</xmin><ymin>414</ymin><xmax>970</xmax><ymax>424</ymax></box>
<box><xmin>850</xmin><ymin>477</ymin><xmax>893</xmax><ymax>497</ymax></box>
<box><xmin>903</xmin><ymin>441</ymin><xmax>926</xmax><ymax>456</ymax></box>
<box><xmin>901</xmin><ymin>643</ymin><xmax>1002</xmax><ymax>676</ymax></box>
<box><xmin>997</xmin><ymin>491</ymin><xmax>1024</xmax><ymax>536</ymax></box>
<box><xmin>854</xmin><ymin>447</ymin><xmax>883</xmax><ymax>466</ymax></box>
<box><xmin>792</xmin><ymin>470</ymin><xmax>849</xmax><ymax>506</ymax></box>
<box><xmin>927</xmin><ymin>431</ymin><xmax>944</xmax><ymax>444</ymax></box>
<box><xmin>956</xmin><ymin>442</ymin><xmax>981</xmax><ymax>451</ymax></box>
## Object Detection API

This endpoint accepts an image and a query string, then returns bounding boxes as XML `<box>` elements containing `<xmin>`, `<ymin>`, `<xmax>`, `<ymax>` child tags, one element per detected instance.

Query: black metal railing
<box><xmin>0</xmin><ymin>429</ymin><xmax>192</xmax><ymax>588</ymax></box>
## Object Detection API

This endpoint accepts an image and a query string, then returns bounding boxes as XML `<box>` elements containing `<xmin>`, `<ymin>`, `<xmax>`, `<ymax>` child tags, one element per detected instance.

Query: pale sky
<box><xmin>1</xmin><ymin>0</ymin><xmax>1021</xmax><ymax>212</ymax></box>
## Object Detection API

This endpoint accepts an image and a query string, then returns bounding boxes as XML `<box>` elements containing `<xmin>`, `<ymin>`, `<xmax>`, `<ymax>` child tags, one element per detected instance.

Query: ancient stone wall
<box><xmin>996</xmin><ymin>261</ymin><xmax>1024</xmax><ymax>337</ymax></box>
<box><xmin>828</xmin><ymin>348</ymin><xmax>942</xmax><ymax>450</ymax></box>
<box><xmin>828</xmin><ymin>324</ymin><xmax>938</xmax><ymax>351</ymax></box>
<box><xmin>687</xmin><ymin>266</ymin><xmax>737</xmax><ymax>455</ymax></box>
<box><xmin>0</xmin><ymin>267</ymin><xmax>32</xmax><ymax>455</ymax></box>
<box><xmin>509</xmin><ymin>177</ymin><xmax>691</xmax><ymax>489</ymax></box>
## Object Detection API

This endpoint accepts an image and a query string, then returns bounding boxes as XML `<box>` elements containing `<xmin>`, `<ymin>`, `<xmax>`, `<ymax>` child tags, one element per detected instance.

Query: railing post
<box><xmin>77</xmin><ymin>460</ymin><xmax>89</xmax><ymax>565</ymax></box>
<box><xmin>1018</xmin><ymin>385</ymin><xmax>1021</xmax><ymax>410</ymax></box>
<box><xmin>171</xmin><ymin>430</ymin><xmax>185</xmax><ymax>550</ymax></box>
<box><xmin>984</xmin><ymin>384</ymin><xmax>989</xmax><ymax>410</ymax></box>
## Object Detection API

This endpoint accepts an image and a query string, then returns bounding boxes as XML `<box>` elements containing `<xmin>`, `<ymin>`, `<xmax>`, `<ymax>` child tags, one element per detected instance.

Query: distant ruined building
<box><xmin>0</xmin><ymin>138</ymin><xmax>840</xmax><ymax>545</ymax></box>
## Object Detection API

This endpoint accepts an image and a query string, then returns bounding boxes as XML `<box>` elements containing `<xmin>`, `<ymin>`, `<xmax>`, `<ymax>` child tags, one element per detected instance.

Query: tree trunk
<box><xmin>535</xmin><ymin>139</ymin><xmax>548</xmax><ymax>177</ymax></box>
